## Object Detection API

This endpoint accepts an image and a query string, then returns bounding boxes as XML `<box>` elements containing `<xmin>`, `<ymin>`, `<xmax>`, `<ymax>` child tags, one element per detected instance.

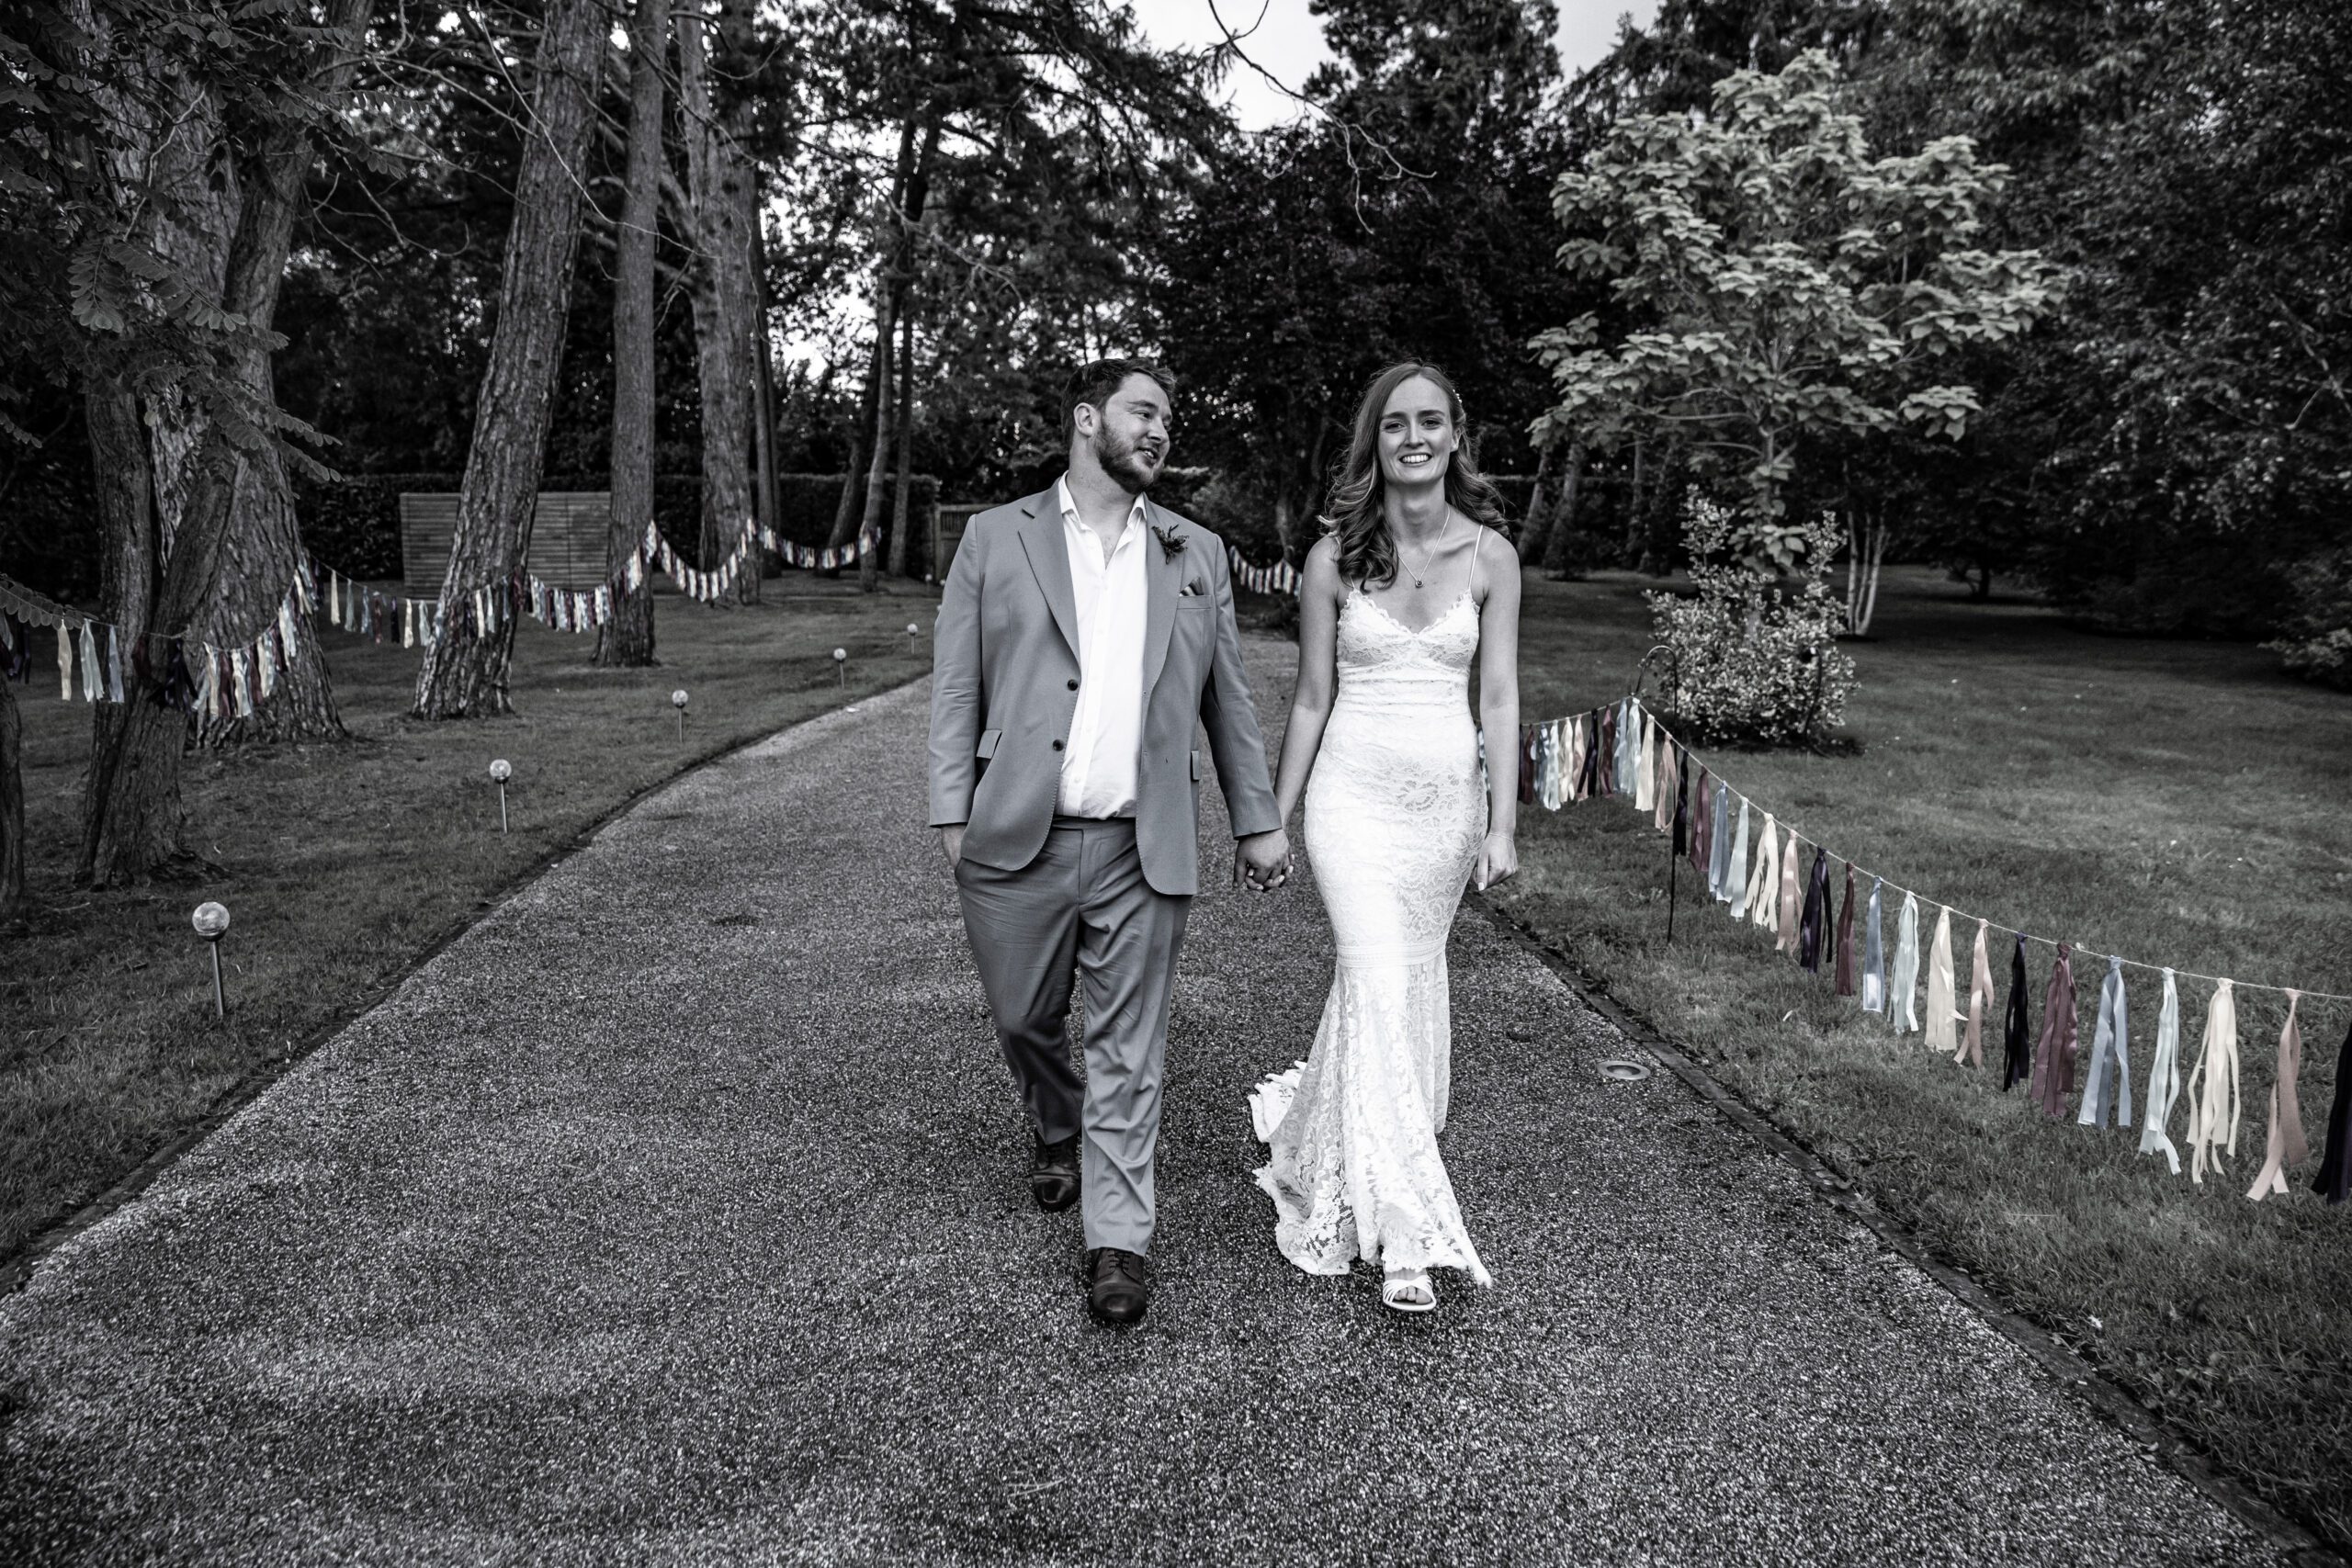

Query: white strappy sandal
<box><xmin>1382</xmin><ymin>1267</ymin><xmax>1437</xmax><ymax>1314</ymax></box>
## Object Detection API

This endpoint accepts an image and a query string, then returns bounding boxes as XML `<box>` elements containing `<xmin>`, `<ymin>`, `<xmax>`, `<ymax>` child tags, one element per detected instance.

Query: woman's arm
<box><xmin>1272</xmin><ymin>537</ymin><xmax>1344</xmax><ymax>826</ymax></box>
<box><xmin>1475</xmin><ymin>526</ymin><xmax>1521</xmax><ymax>889</ymax></box>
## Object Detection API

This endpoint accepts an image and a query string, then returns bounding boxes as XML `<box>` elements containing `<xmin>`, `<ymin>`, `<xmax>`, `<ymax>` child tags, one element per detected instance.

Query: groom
<box><xmin>929</xmin><ymin>359</ymin><xmax>1291</xmax><ymax>1325</ymax></box>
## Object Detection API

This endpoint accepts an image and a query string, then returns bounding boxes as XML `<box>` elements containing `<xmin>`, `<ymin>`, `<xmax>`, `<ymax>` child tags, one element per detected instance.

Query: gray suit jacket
<box><xmin>928</xmin><ymin>486</ymin><xmax>1281</xmax><ymax>896</ymax></box>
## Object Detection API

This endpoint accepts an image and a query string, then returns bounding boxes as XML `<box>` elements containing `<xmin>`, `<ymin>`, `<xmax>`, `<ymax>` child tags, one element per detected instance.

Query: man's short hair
<box><xmin>1065</xmin><ymin>358</ymin><xmax>1176</xmax><ymax>434</ymax></box>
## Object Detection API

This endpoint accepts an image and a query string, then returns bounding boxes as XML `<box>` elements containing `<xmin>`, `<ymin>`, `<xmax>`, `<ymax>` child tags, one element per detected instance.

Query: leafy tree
<box><xmin>1153</xmin><ymin>0</ymin><xmax>1581</xmax><ymax>563</ymax></box>
<box><xmin>1532</xmin><ymin>48</ymin><xmax>2062</xmax><ymax>612</ymax></box>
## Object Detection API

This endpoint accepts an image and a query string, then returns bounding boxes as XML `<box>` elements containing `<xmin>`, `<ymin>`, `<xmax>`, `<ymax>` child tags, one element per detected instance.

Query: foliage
<box><xmin>2265</xmin><ymin>547</ymin><xmax>2352</xmax><ymax>692</ymax></box>
<box><xmin>1649</xmin><ymin>492</ymin><xmax>1853</xmax><ymax>745</ymax></box>
<box><xmin>1150</xmin><ymin>0</ymin><xmax>1580</xmax><ymax>564</ymax></box>
<box><xmin>1533</xmin><ymin>48</ymin><xmax>2063</xmax><ymax>568</ymax></box>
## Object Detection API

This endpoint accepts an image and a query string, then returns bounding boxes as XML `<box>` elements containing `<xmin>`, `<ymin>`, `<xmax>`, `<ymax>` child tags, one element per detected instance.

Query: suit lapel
<box><xmin>1141</xmin><ymin>498</ymin><xmax>1180</xmax><ymax>696</ymax></box>
<box><xmin>1014</xmin><ymin>488</ymin><xmax>1080</xmax><ymax>658</ymax></box>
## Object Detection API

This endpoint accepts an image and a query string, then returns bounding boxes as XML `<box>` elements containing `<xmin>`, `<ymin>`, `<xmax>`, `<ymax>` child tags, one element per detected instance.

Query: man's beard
<box><xmin>1099</xmin><ymin>428</ymin><xmax>1163</xmax><ymax>492</ymax></box>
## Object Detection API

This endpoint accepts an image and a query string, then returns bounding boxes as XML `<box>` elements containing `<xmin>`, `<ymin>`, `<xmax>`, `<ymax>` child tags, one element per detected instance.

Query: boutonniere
<box><xmin>1151</xmin><ymin>524</ymin><xmax>1187</xmax><ymax>561</ymax></box>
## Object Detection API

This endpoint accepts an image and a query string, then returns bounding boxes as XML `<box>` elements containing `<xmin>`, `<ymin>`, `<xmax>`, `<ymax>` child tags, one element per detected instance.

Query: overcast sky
<box><xmin>1138</xmin><ymin>0</ymin><xmax>1663</xmax><ymax>130</ymax></box>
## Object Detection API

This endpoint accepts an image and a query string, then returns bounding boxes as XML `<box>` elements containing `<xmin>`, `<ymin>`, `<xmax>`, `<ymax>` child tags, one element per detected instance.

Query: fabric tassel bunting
<box><xmin>2183</xmin><ymin>979</ymin><xmax>2240</xmax><ymax>1184</ymax></box>
<box><xmin>1923</xmin><ymin>906</ymin><xmax>1957</xmax><ymax>1058</ymax></box>
<box><xmin>1776</xmin><ymin>834</ymin><xmax>1802</xmax><ymax>957</ymax></box>
<box><xmin>2078</xmin><ymin>957</ymin><xmax>2132</xmax><ymax>1129</ymax></box>
<box><xmin>1743</xmin><ymin>814</ymin><xmax>1779</xmax><ymax>932</ymax></box>
<box><xmin>2245</xmin><ymin>993</ymin><xmax>2306</xmax><ymax>1201</ymax></box>
<box><xmin>2140</xmin><ymin>971</ymin><xmax>2186</xmax><ymax>1173</ymax></box>
<box><xmin>1833</xmin><ymin>863</ymin><xmax>1857</xmax><ymax>996</ymax></box>
<box><xmin>1961</xmin><ymin>919</ymin><xmax>1992</xmax><ymax>1067</ymax></box>
<box><xmin>1721</xmin><ymin>784</ymin><xmax>1740</xmax><ymax>907</ymax></box>
<box><xmin>1860</xmin><ymin>878</ymin><xmax>1886</xmax><ymax>1012</ymax></box>
<box><xmin>79</xmin><ymin>621</ymin><xmax>99</xmax><ymax>702</ymax></box>
<box><xmin>1720</xmin><ymin>795</ymin><xmax>1747</xmax><ymax>908</ymax></box>
<box><xmin>1669</xmin><ymin>751</ymin><xmax>1690</xmax><ymax>860</ymax></box>
<box><xmin>1654</xmin><ymin>740</ymin><xmax>1677</xmax><ymax>834</ymax></box>
<box><xmin>1798</xmin><ymin>845</ymin><xmax>1830</xmax><ymax>973</ymax></box>
<box><xmin>1518</xmin><ymin>726</ymin><xmax>1539</xmax><ymax>807</ymax></box>
<box><xmin>2030</xmin><ymin>943</ymin><xmax>2077</xmax><ymax>1115</ymax></box>
<box><xmin>1890</xmin><ymin>892</ymin><xmax>1921</xmax><ymax>1034</ymax></box>
<box><xmin>105</xmin><ymin>626</ymin><xmax>124</xmax><ymax>704</ymax></box>
<box><xmin>1566</xmin><ymin>715</ymin><xmax>1589</xmax><ymax>803</ymax></box>
<box><xmin>2001</xmin><ymin>934</ymin><xmax>2033</xmax><ymax>1090</ymax></box>
<box><xmin>1634</xmin><ymin>714</ymin><xmax>1655</xmax><ymax>814</ymax></box>
<box><xmin>1689</xmin><ymin>767</ymin><xmax>1713</xmax><ymax>877</ymax></box>
<box><xmin>2313</xmin><ymin>1015</ymin><xmax>2352</xmax><ymax>1204</ymax></box>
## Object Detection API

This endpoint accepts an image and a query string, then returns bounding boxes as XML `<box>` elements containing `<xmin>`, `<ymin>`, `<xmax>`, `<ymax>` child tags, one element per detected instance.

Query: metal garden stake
<box><xmin>192</xmin><ymin>901</ymin><xmax>230</xmax><ymax>1018</ymax></box>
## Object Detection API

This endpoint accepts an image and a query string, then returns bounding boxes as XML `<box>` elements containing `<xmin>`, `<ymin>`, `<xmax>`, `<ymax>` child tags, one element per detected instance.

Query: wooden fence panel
<box><xmin>398</xmin><ymin>492</ymin><xmax>615</xmax><ymax>598</ymax></box>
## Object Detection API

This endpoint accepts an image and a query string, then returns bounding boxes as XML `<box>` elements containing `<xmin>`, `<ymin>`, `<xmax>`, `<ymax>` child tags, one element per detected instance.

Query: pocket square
<box><xmin>1179</xmin><ymin>580</ymin><xmax>1209</xmax><ymax>598</ymax></box>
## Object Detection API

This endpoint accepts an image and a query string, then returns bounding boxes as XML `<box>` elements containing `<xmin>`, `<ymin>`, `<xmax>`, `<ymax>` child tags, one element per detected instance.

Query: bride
<box><xmin>1248</xmin><ymin>362</ymin><xmax>1521</xmax><ymax>1314</ymax></box>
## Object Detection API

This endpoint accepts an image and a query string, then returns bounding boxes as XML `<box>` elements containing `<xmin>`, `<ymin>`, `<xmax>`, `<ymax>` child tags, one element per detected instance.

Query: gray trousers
<box><xmin>954</xmin><ymin>818</ymin><xmax>1191</xmax><ymax>1255</ymax></box>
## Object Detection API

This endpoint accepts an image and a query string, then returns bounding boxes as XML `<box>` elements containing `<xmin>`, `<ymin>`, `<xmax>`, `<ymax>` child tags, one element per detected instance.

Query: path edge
<box><xmin>0</xmin><ymin>676</ymin><xmax>931</xmax><ymax>1301</ymax></box>
<box><xmin>1466</xmin><ymin>891</ymin><xmax>2340</xmax><ymax>1568</ymax></box>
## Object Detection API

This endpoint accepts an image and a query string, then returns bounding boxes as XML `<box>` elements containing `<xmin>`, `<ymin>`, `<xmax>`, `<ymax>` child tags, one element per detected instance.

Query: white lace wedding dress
<box><xmin>1248</xmin><ymin>578</ymin><xmax>1492</xmax><ymax>1287</ymax></box>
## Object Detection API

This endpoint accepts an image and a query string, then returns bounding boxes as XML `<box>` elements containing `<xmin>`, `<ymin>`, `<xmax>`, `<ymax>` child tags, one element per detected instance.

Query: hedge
<box><xmin>295</xmin><ymin>471</ymin><xmax>943</xmax><ymax>581</ymax></box>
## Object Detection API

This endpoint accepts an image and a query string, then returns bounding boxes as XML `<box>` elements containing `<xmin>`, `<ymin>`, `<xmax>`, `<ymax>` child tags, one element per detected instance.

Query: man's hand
<box><xmin>940</xmin><ymin>824</ymin><xmax>967</xmax><ymax>868</ymax></box>
<box><xmin>1235</xmin><ymin>828</ymin><xmax>1292</xmax><ymax>892</ymax></box>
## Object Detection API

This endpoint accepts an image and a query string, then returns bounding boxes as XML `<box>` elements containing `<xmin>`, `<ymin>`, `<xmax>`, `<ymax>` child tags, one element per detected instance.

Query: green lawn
<box><xmin>1490</xmin><ymin>564</ymin><xmax>2352</xmax><ymax>1549</ymax></box>
<box><xmin>2</xmin><ymin>579</ymin><xmax>933</xmax><ymax>1275</ymax></box>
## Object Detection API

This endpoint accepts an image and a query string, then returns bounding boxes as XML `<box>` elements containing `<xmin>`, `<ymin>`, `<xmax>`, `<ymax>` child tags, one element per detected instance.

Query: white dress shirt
<box><xmin>1056</xmin><ymin>475</ymin><xmax>1150</xmax><ymax>818</ymax></box>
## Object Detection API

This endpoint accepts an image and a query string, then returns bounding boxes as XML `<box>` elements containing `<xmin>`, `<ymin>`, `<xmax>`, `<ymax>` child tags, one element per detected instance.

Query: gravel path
<box><xmin>0</xmin><ymin>640</ymin><xmax>2289</xmax><ymax>1567</ymax></box>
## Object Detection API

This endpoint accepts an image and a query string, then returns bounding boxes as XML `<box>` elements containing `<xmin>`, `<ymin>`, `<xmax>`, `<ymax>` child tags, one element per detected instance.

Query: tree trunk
<box><xmin>679</xmin><ymin>0</ymin><xmax>762</xmax><ymax>606</ymax></box>
<box><xmin>597</xmin><ymin>0</ymin><xmax>666</xmax><ymax>669</ymax></box>
<box><xmin>413</xmin><ymin>0</ymin><xmax>605</xmax><ymax>717</ymax></box>
<box><xmin>0</xmin><ymin>659</ymin><xmax>21</xmax><ymax>916</ymax></box>
<box><xmin>886</xmin><ymin>305</ymin><xmax>918</xmax><ymax>579</ymax></box>
<box><xmin>196</xmin><ymin>0</ymin><xmax>369</xmax><ymax>745</ymax></box>
<box><xmin>1543</xmin><ymin>441</ymin><xmax>1589</xmax><ymax>578</ymax></box>
<box><xmin>825</xmin><ymin>333</ymin><xmax>881</xmax><ymax>562</ymax></box>
<box><xmin>1844</xmin><ymin>506</ymin><xmax>1891</xmax><ymax>636</ymax></box>
<box><xmin>81</xmin><ymin>402</ymin><xmax>241</xmax><ymax>885</ymax></box>
<box><xmin>855</xmin><ymin>111</ymin><xmax>943</xmax><ymax>592</ymax></box>
<box><xmin>752</xmin><ymin>223</ymin><xmax>781</xmax><ymax>578</ymax></box>
<box><xmin>1516</xmin><ymin>438</ymin><xmax>1560</xmax><ymax>565</ymax></box>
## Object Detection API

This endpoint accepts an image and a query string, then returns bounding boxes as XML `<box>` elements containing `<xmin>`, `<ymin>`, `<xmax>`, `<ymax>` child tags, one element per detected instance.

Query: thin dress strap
<box><xmin>1469</xmin><ymin>518</ymin><xmax>1482</xmax><ymax>595</ymax></box>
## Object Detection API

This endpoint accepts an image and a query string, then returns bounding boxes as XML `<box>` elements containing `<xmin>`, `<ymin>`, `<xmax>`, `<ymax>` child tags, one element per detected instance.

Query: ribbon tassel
<box><xmin>1742</xmin><ymin>813</ymin><xmax>1779</xmax><ymax>932</ymax></box>
<box><xmin>2078</xmin><ymin>956</ymin><xmax>2132</xmax><ymax>1129</ymax></box>
<box><xmin>1719</xmin><ymin>795</ymin><xmax>1747</xmax><ymax>908</ymax></box>
<box><xmin>1634</xmin><ymin>711</ymin><xmax>1655</xmax><ymax>814</ymax></box>
<box><xmin>1890</xmin><ymin>892</ymin><xmax>1921</xmax><ymax>1033</ymax></box>
<box><xmin>2141</xmin><ymin>971</ymin><xmax>2186</xmax><ymax>1174</ymax></box>
<box><xmin>2001</xmin><ymin>933</ymin><xmax>2033</xmax><ymax>1090</ymax></box>
<box><xmin>1961</xmin><ymin>919</ymin><xmax>1992</xmax><ymax>1067</ymax></box>
<box><xmin>1833</xmin><ymin>861</ymin><xmax>1856</xmax><ymax>995</ymax></box>
<box><xmin>2183</xmin><ymin>979</ymin><xmax>2240</xmax><ymax>1185</ymax></box>
<box><xmin>1923</xmin><ymin>906</ymin><xmax>1957</xmax><ymax>1058</ymax></box>
<box><xmin>2246</xmin><ymin>992</ymin><xmax>2306</xmax><ymax>1201</ymax></box>
<box><xmin>2030</xmin><ymin>942</ymin><xmax>2077</xmax><ymax>1115</ymax></box>
<box><xmin>1798</xmin><ymin>844</ymin><xmax>1830</xmax><ymax>973</ymax></box>
<box><xmin>2312</xmin><ymin>1015</ymin><xmax>2351</xmax><ymax>1204</ymax></box>
<box><xmin>1860</xmin><ymin>878</ymin><xmax>1886</xmax><ymax>1012</ymax></box>
<box><xmin>1775</xmin><ymin>833</ymin><xmax>1802</xmax><ymax>957</ymax></box>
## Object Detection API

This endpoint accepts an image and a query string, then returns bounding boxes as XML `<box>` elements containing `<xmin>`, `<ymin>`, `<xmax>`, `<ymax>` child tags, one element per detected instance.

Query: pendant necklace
<box><xmin>1399</xmin><ymin>513</ymin><xmax>1449</xmax><ymax>590</ymax></box>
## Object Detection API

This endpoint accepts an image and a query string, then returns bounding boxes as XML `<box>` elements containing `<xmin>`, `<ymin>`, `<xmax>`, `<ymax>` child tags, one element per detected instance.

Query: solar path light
<box><xmin>489</xmin><ymin>758</ymin><xmax>512</xmax><ymax>834</ymax></box>
<box><xmin>832</xmin><ymin>647</ymin><xmax>847</xmax><ymax>688</ymax></box>
<box><xmin>672</xmin><ymin>688</ymin><xmax>689</xmax><ymax>741</ymax></box>
<box><xmin>192</xmin><ymin>901</ymin><xmax>230</xmax><ymax>1019</ymax></box>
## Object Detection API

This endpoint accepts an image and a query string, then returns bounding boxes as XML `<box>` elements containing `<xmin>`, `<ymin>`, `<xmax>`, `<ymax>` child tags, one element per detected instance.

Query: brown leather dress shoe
<box><xmin>1031</xmin><ymin>1134</ymin><xmax>1080</xmax><ymax>1213</ymax></box>
<box><xmin>1085</xmin><ymin>1247</ymin><xmax>1150</xmax><ymax>1325</ymax></box>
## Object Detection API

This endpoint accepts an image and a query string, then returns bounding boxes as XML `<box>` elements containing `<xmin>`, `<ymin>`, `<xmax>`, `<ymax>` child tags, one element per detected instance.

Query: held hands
<box><xmin>1474</xmin><ymin>831</ymin><xmax>1518</xmax><ymax>892</ymax></box>
<box><xmin>1235</xmin><ymin>828</ymin><xmax>1293</xmax><ymax>893</ymax></box>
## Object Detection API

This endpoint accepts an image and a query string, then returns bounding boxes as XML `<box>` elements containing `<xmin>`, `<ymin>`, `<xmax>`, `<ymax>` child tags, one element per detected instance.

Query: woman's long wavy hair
<box><xmin>1319</xmin><ymin>362</ymin><xmax>1510</xmax><ymax>590</ymax></box>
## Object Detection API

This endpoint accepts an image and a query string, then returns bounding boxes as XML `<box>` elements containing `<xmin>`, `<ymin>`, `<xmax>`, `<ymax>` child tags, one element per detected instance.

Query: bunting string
<box><xmin>1520</xmin><ymin>696</ymin><xmax>2351</xmax><ymax>1204</ymax></box>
